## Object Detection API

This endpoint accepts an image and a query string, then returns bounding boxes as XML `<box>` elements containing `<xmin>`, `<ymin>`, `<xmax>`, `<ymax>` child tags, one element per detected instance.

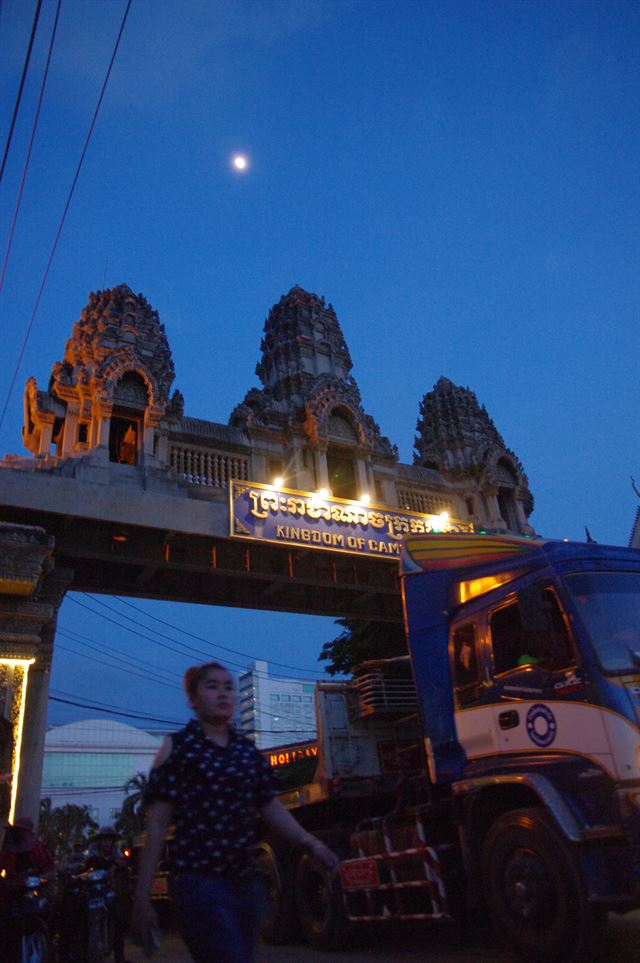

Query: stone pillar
<box><xmin>484</xmin><ymin>486</ymin><xmax>505</xmax><ymax>532</ymax></box>
<box><xmin>37</xmin><ymin>415</ymin><xmax>55</xmax><ymax>457</ymax></box>
<box><xmin>62</xmin><ymin>404</ymin><xmax>80</xmax><ymax>457</ymax></box>
<box><xmin>314</xmin><ymin>447</ymin><xmax>330</xmax><ymax>492</ymax></box>
<box><xmin>0</xmin><ymin>523</ymin><xmax>72</xmax><ymax>827</ymax></box>
<box><xmin>355</xmin><ymin>455</ymin><xmax>369</xmax><ymax>498</ymax></box>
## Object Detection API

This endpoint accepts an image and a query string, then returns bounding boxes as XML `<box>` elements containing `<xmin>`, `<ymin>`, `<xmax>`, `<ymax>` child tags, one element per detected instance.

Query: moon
<box><xmin>232</xmin><ymin>154</ymin><xmax>248</xmax><ymax>172</ymax></box>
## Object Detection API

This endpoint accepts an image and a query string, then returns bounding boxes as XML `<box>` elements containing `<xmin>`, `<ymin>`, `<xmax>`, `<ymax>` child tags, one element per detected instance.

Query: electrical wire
<box><xmin>0</xmin><ymin>0</ymin><xmax>62</xmax><ymax>295</ymax></box>
<box><xmin>49</xmin><ymin>694</ymin><xmax>183</xmax><ymax>726</ymax></box>
<box><xmin>0</xmin><ymin>0</ymin><xmax>133</xmax><ymax>432</ymax></box>
<box><xmin>0</xmin><ymin>0</ymin><xmax>43</xmax><ymax>187</ymax></box>
<box><xmin>55</xmin><ymin>640</ymin><xmax>182</xmax><ymax>691</ymax></box>
<box><xmin>69</xmin><ymin>594</ymin><xmax>325</xmax><ymax>686</ymax></box>
<box><xmin>56</xmin><ymin>626</ymin><xmax>181</xmax><ymax>687</ymax></box>
<box><xmin>110</xmin><ymin>594</ymin><xmax>327</xmax><ymax>676</ymax></box>
<box><xmin>55</xmin><ymin>615</ymin><xmax>318</xmax><ymax>732</ymax></box>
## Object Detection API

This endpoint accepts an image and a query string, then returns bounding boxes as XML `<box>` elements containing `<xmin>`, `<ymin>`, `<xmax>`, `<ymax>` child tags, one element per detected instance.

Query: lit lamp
<box><xmin>0</xmin><ymin>657</ymin><xmax>34</xmax><ymax>824</ymax></box>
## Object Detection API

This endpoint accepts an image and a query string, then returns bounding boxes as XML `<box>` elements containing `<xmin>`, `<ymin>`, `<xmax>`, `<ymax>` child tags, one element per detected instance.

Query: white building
<box><xmin>238</xmin><ymin>660</ymin><xmax>317</xmax><ymax>750</ymax></box>
<box><xmin>42</xmin><ymin>719</ymin><xmax>162</xmax><ymax>826</ymax></box>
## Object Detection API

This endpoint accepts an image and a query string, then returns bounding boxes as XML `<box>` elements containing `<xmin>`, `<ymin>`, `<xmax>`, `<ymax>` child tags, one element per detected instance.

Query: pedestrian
<box><xmin>85</xmin><ymin>826</ymin><xmax>132</xmax><ymax>963</ymax></box>
<box><xmin>130</xmin><ymin>661</ymin><xmax>338</xmax><ymax>963</ymax></box>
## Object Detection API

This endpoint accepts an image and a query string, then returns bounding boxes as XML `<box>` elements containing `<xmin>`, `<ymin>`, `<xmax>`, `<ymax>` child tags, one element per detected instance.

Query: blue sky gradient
<box><xmin>1</xmin><ymin>0</ymin><xmax>638</xmax><ymax>728</ymax></box>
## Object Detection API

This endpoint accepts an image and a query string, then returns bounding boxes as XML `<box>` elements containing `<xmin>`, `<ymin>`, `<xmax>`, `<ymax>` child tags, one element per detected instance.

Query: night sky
<box><xmin>1</xmin><ymin>0</ymin><xmax>638</xmax><ymax>730</ymax></box>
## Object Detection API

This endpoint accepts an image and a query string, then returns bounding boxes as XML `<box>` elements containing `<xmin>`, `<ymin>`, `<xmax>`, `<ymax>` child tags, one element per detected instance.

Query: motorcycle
<box><xmin>0</xmin><ymin>872</ymin><xmax>53</xmax><ymax>963</ymax></box>
<box><xmin>55</xmin><ymin>867</ymin><xmax>115</xmax><ymax>963</ymax></box>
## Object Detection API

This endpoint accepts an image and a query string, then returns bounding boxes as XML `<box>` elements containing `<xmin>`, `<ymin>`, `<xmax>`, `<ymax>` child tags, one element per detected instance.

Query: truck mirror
<box><xmin>517</xmin><ymin>584</ymin><xmax>550</xmax><ymax>633</ymax></box>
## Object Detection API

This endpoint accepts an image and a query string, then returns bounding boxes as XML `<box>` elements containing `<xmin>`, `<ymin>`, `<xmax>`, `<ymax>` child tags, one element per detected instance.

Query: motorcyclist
<box><xmin>0</xmin><ymin>816</ymin><xmax>54</xmax><ymax>890</ymax></box>
<box><xmin>85</xmin><ymin>826</ymin><xmax>131</xmax><ymax>963</ymax></box>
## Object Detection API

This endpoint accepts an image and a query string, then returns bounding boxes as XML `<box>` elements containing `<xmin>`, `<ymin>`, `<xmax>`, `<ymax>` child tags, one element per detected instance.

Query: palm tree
<box><xmin>39</xmin><ymin>798</ymin><xmax>98</xmax><ymax>855</ymax></box>
<box><xmin>115</xmin><ymin>772</ymin><xmax>148</xmax><ymax>845</ymax></box>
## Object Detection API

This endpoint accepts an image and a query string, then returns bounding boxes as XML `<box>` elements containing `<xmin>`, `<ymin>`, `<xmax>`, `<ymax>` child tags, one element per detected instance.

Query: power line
<box><xmin>55</xmin><ymin>639</ymin><xmax>182</xmax><ymax>692</ymax></box>
<box><xmin>0</xmin><ymin>0</ymin><xmax>43</xmax><ymax>186</ymax></box>
<box><xmin>49</xmin><ymin>694</ymin><xmax>183</xmax><ymax>726</ymax></box>
<box><xmin>0</xmin><ymin>0</ymin><xmax>133</xmax><ymax>431</ymax></box>
<box><xmin>0</xmin><ymin>0</ymin><xmax>62</xmax><ymax>295</ymax></box>
<box><xmin>56</xmin><ymin>626</ymin><xmax>181</xmax><ymax>688</ymax></box>
<box><xmin>69</xmin><ymin>594</ymin><xmax>325</xmax><ymax>687</ymax></box>
<box><xmin>107</xmin><ymin>594</ymin><xmax>326</xmax><ymax>676</ymax></box>
<box><xmin>58</xmin><ymin>597</ymin><xmax>326</xmax><ymax>730</ymax></box>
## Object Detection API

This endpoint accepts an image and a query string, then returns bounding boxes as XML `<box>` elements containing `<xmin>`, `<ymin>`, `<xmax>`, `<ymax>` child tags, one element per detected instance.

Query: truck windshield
<box><xmin>565</xmin><ymin>571</ymin><xmax>640</xmax><ymax>674</ymax></box>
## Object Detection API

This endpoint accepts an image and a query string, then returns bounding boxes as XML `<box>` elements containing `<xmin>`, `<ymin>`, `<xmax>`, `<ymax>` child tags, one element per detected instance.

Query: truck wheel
<box><xmin>257</xmin><ymin>844</ymin><xmax>297</xmax><ymax>944</ymax></box>
<box><xmin>482</xmin><ymin>807</ymin><xmax>605</xmax><ymax>963</ymax></box>
<box><xmin>294</xmin><ymin>851</ymin><xmax>351</xmax><ymax>950</ymax></box>
<box><xmin>21</xmin><ymin>920</ymin><xmax>51</xmax><ymax>963</ymax></box>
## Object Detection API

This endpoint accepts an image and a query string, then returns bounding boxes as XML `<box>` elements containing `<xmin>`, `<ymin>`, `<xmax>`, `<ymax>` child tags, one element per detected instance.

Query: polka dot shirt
<box><xmin>146</xmin><ymin>719</ymin><xmax>278</xmax><ymax>878</ymax></box>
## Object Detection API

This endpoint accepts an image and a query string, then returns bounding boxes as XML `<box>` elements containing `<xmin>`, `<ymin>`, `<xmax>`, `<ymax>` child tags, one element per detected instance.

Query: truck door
<box><xmin>451</xmin><ymin>620</ymin><xmax>500</xmax><ymax>759</ymax></box>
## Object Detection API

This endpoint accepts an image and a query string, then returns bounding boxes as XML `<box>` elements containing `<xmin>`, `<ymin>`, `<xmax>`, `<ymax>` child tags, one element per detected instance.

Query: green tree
<box><xmin>115</xmin><ymin>772</ymin><xmax>148</xmax><ymax>844</ymax></box>
<box><xmin>39</xmin><ymin>798</ymin><xmax>98</xmax><ymax>855</ymax></box>
<box><xmin>319</xmin><ymin>618</ymin><xmax>407</xmax><ymax>676</ymax></box>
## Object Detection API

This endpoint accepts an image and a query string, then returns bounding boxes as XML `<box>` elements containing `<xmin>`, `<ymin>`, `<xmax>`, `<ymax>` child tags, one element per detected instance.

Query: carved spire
<box><xmin>414</xmin><ymin>376</ymin><xmax>533</xmax><ymax>517</ymax></box>
<box><xmin>50</xmin><ymin>284</ymin><xmax>175</xmax><ymax>410</ymax></box>
<box><xmin>414</xmin><ymin>376</ymin><xmax>506</xmax><ymax>471</ymax></box>
<box><xmin>255</xmin><ymin>286</ymin><xmax>353</xmax><ymax>402</ymax></box>
<box><xmin>230</xmin><ymin>287</ymin><xmax>395</xmax><ymax>457</ymax></box>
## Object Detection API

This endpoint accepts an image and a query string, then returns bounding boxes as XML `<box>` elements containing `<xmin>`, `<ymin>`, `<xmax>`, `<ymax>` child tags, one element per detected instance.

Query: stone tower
<box><xmin>415</xmin><ymin>376</ymin><xmax>533</xmax><ymax>533</ymax></box>
<box><xmin>230</xmin><ymin>286</ymin><xmax>396</xmax><ymax>499</ymax></box>
<box><xmin>22</xmin><ymin>285</ymin><xmax>182</xmax><ymax>467</ymax></box>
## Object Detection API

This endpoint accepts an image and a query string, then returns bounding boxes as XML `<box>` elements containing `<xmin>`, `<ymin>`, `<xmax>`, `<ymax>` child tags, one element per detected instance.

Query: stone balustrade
<box><xmin>169</xmin><ymin>444</ymin><xmax>249</xmax><ymax>488</ymax></box>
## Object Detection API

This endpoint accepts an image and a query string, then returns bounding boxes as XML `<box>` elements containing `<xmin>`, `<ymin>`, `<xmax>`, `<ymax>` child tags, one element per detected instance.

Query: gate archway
<box><xmin>0</xmin><ymin>283</ymin><xmax>534</xmax><ymax>823</ymax></box>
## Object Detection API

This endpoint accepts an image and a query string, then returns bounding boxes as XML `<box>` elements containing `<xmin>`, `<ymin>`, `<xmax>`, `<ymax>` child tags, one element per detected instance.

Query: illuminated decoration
<box><xmin>401</xmin><ymin>533</ymin><xmax>544</xmax><ymax>575</ymax></box>
<box><xmin>457</xmin><ymin>572</ymin><xmax>515</xmax><ymax>604</ymax></box>
<box><xmin>0</xmin><ymin>657</ymin><xmax>34</xmax><ymax>825</ymax></box>
<box><xmin>230</xmin><ymin>481</ymin><xmax>472</xmax><ymax>561</ymax></box>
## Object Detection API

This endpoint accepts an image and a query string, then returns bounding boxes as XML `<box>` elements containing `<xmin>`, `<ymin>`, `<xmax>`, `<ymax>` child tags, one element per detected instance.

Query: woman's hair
<box><xmin>183</xmin><ymin>662</ymin><xmax>231</xmax><ymax>701</ymax></box>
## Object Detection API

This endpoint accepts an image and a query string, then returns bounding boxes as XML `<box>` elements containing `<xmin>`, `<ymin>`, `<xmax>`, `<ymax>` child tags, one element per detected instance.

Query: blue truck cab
<box><xmin>400</xmin><ymin>533</ymin><xmax>640</xmax><ymax>960</ymax></box>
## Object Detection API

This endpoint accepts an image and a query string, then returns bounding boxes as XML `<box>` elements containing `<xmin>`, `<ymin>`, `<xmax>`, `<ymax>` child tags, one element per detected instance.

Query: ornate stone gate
<box><xmin>0</xmin><ymin>284</ymin><xmax>534</xmax><ymax>824</ymax></box>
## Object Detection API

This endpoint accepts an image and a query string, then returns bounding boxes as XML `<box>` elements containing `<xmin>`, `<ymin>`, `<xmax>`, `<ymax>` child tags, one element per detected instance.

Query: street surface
<box><xmin>124</xmin><ymin>911</ymin><xmax>640</xmax><ymax>962</ymax></box>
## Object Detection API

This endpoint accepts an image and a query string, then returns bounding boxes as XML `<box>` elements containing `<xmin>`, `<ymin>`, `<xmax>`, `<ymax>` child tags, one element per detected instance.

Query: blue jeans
<box><xmin>169</xmin><ymin>873</ymin><xmax>264</xmax><ymax>963</ymax></box>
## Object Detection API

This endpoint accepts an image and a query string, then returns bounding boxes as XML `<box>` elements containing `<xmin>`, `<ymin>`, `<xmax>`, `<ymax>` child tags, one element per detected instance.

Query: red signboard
<box><xmin>340</xmin><ymin>859</ymin><xmax>379</xmax><ymax>889</ymax></box>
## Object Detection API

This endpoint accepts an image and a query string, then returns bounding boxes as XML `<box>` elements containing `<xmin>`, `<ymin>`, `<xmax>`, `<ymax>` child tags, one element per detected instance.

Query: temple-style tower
<box><xmin>230</xmin><ymin>286</ymin><xmax>397</xmax><ymax>501</ymax></box>
<box><xmin>23</xmin><ymin>285</ymin><xmax>183</xmax><ymax>467</ymax></box>
<box><xmin>415</xmin><ymin>376</ymin><xmax>533</xmax><ymax>534</ymax></box>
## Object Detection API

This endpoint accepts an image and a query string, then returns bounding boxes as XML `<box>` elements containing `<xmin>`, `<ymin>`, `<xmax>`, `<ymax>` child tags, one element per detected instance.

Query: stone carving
<box><xmin>414</xmin><ymin>376</ymin><xmax>533</xmax><ymax>518</ymax></box>
<box><xmin>231</xmin><ymin>287</ymin><xmax>396</xmax><ymax>458</ymax></box>
<box><xmin>22</xmin><ymin>285</ymin><xmax>178</xmax><ymax>459</ymax></box>
<box><xmin>14</xmin><ymin>282</ymin><xmax>533</xmax><ymax>532</ymax></box>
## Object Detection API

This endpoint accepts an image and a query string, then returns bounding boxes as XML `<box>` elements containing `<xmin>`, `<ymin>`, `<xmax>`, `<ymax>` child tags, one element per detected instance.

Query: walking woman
<box><xmin>130</xmin><ymin>662</ymin><xmax>338</xmax><ymax>963</ymax></box>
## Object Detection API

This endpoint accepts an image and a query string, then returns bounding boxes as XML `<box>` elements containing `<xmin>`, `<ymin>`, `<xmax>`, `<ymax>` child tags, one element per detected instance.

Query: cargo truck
<box><xmin>258</xmin><ymin>533</ymin><xmax>640</xmax><ymax>962</ymax></box>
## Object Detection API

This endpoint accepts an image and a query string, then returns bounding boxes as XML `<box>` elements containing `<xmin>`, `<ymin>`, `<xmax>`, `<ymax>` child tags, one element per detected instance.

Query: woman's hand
<box><xmin>129</xmin><ymin>895</ymin><xmax>160</xmax><ymax>957</ymax></box>
<box><xmin>306</xmin><ymin>836</ymin><xmax>341</xmax><ymax>871</ymax></box>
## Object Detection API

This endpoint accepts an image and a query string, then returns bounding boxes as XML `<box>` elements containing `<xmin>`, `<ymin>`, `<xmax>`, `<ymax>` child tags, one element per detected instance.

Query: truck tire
<box><xmin>482</xmin><ymin>807</ymin><xmax>605</xmax><ymax>963</ymax></box>
<box><xmin>20</xmin><ymin>919</ymin><xmax>51</xmax><ymax>963</ymax></box>
<box><xmin>257</xmin><ymin>844</ymin><xmax>297</xmax><ymax>944</ymax></box>
<box><xmin>294</xmin><ymin>851</ymin><xmax>351</xmax><ymax>950</ymax></box>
